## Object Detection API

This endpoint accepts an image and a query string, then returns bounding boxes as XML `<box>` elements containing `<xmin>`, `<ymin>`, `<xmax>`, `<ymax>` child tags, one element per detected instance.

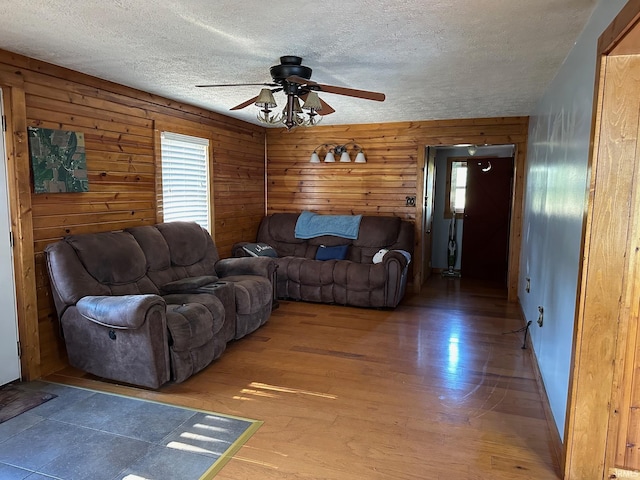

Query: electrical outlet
<box><xmin>525</xmin><ymin>277</ymin><xmax>531</xmax><ymax>293</ymax></box>
<box><xmin>537</xmin><ymin>306</ymin><xmax>544</xmax><ymax>327</ymax></box>
<box><xmin>405</xmin><ymin>196</ymin><xmax>416</xmax><ymax>207</ymax></box>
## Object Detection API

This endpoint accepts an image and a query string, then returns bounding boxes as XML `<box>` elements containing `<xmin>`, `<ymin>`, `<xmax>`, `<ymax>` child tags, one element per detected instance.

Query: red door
<box><xmin>461</xmin><ymin>157</ymin><xmax>513</xmax><ymax>285</ymax></box>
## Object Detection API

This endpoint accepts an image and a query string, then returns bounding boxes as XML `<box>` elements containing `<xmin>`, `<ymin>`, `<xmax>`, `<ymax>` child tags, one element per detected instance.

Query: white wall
<box><xmin>520</xmin><ymin>0</ymin><xmax>627</xmax><ymax>440</ymax></box>
<box><xmin>432</xmin><ymin>147</ymin><xmax>464</xmax><ymax>270</ymax></box>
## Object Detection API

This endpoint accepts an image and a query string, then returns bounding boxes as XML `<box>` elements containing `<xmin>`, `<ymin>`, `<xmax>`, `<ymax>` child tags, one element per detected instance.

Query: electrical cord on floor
<box><xmin>502</xmin><ymin>320</ymin><xmax>532</xmax><ymax>349</ymax></box>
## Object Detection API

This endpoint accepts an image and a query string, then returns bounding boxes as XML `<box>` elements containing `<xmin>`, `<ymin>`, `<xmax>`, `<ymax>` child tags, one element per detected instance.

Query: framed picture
<box><xmin>28</xmin><ymin>127</ymin><xmax>89</xmax><ymax>193</ymax></box>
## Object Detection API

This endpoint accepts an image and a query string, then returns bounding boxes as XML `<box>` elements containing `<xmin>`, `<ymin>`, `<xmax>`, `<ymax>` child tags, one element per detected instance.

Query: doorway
<box><xmin>0</xmin><ymin>88</ymin><xmax>21</xmax><ymax>385</ymax></box>
<box><xmin>424</xmin><ymin>144</ymin><xmax>516</xmax><ymax>289</ymax></box>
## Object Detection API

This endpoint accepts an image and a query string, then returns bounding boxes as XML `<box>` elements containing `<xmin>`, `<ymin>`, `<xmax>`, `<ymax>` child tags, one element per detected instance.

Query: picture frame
<box><xmin>28</xmin><ymin>126</ymin><xmax>89</xmax><ymax>194</ymax></box>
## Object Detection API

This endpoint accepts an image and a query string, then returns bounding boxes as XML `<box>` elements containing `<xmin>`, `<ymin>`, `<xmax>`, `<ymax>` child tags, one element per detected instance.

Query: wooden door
<box><xmin>460</xmin><ymin>157</ymin><xmax>513</xmax><ymax>284</ymax></box>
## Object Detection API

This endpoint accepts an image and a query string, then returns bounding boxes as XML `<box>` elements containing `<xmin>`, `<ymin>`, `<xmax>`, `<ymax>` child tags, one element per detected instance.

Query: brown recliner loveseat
<box><xmin>233</xmin><ymin>213</ymin><xmax>414</xmax><ymax>308</ymax></box>
<box><xmin>45</xmin><ymin>221</ymin><xmax>274</xmax><ymax>389</ymax></box>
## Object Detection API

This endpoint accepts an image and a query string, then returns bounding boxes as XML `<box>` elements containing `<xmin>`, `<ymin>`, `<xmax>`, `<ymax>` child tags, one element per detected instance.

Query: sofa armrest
<box><xmin>76</xmin><ymin>294</ymin><xmax>166</xmax><ymax>329</ymax></box>
<box><xmin>382</xmin><ymin>250</ymin><xmax>410</xmax><ymax>269</ymax></box>
<box><xmin>216</xmin><ymin>256</ymin><xmax>276</xmax><ymax>278</ymax></box>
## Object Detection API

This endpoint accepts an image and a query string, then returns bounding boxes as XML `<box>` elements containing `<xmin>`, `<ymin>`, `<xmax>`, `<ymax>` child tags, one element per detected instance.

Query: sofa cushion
<box><xmin>352</xmin><ymin>216</ymin><xmax>402</xmax><ymax>247</ymax></box>
<box><xmin>307</xmin><ymin>235</ymin><xmax>352</xmax><ymax>247</ymax></box>
<box><xmin>165</xmin><ymin>302</ymin><xmax>215</xmax><ymax>351</ymax></box>
<box><xmin>126</xmin><ymin>225</ymin><xmax>171</xmax><ymax>271</ymax></box>
<box><xmin>268</xmin><ymin>213</ymin><xmax>304</xmax><ymax>243</ymax></box>
<box><xmin>67</xmin><ymin>231</ymin><xmax>147</xmax><ymax>286</ymax></box>
<box><xmin>219</xmin><ymin>275</ymin><xmax>272</xmax><ymax>315</ymax></box>
<box><xmin>156</xmin><ymin>221</ymin><xmax>212</xmax><ymax>267</ymax></box>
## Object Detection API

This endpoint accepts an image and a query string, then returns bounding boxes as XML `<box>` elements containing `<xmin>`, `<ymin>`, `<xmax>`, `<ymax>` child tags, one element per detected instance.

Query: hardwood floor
<box><xmin>48</xmin><ymin>276</ymin><xmax>561</xmax><ymax>479</ymax></box>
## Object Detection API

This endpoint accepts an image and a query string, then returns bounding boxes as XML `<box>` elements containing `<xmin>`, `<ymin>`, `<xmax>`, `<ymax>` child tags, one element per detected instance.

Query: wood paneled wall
<box><xmin>266</xmin><ymin>117</ymin><xmax>529</xmax><ymax>299</ymax></box>
<box><xmin>0</xmin><ymin>49</ymin><xmax>266</xmax><ymax>379</ymax></box>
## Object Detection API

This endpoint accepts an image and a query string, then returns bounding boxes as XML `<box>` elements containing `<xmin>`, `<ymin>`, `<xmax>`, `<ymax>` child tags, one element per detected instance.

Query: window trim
<box><xmin>154</xmin><ymin>122</ymin><xmax>214</xmax><ymax>236</ymax></box>
<box><xmin>443</xmin><ymin>156</ymin><xmax>468</xmax><ymax>219</ymax></box>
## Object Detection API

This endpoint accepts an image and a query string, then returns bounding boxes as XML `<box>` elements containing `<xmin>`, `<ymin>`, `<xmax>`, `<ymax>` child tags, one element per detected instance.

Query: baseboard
<box><xmin>518</xmin><ymin>299</ymin><xmax>564</xmax><ymax>475</ymax></box>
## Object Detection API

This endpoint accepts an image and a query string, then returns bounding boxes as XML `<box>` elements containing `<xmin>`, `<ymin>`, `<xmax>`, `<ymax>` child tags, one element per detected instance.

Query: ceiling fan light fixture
<box><xmin>254</xmin><ymin>88</ymin><xmax>277</xmax><ymax>108</ymax></box>
<box><xmin>200</xmin><ymin>56</ymin><xmax>385</xmax><ymax>130</ymax></box>
<box><xmin>301</xmin><ymin>91</ymin><xmax>322</xmax><ymax>111</ymax></box>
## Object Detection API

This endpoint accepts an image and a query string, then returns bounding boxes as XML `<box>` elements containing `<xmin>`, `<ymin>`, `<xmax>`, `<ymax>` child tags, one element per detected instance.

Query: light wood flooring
<box><xmin>49</xmin><ymin>276</ymin><xmax>561</xmax><ymax>480</ymax></box>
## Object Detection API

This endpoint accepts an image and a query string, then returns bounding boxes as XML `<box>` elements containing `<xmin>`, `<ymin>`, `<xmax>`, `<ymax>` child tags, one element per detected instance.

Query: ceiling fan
<box><xmin>196</xmin><ymin>56</ymin><xmax>385</xmax><ymax>130</ymax></box>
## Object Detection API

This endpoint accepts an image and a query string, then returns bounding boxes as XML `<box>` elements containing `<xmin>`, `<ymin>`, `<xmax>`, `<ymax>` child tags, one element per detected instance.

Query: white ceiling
<box><xmin>0</xmin><ymin>0</ymin><xmax>598</xmax><ymax>127</ymax></box>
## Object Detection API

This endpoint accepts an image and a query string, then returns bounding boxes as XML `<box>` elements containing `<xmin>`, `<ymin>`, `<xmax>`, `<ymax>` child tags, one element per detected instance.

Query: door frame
<box><xmin>564</xmin><ymin>2</ymin><xmax>640</xmax><ymax>478</ymax></box>
<box><xmin>0</xmin><ymin>74</ymin><xmax>41</xmax><ymax>381</ymax></box>
<box><xmin>0</xmin><ymin>88</ymin><xmax>21</xmax><ymax>385</ymax></box>
<box><xmin>416</xmin><ymin>143</ymin><xmax>525</xmax><ymax>301</ymax></box>
<box><xmin>421</xmin><ymin>146</ymin><xmax>436</xmax><ymax>285</ymax></box>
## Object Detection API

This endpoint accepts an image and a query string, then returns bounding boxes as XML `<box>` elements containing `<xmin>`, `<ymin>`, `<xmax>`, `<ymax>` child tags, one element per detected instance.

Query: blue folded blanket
<box><xmin>294</xmin><ymin>211</ymin><xmax>362</xmax><ymax>240</ymax></box>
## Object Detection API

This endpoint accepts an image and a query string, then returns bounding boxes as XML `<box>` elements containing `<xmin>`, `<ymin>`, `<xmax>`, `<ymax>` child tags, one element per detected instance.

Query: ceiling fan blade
<box><xmin>316</xmin><ymin>83</ymin><xmax>385</xmax><ymax>102</ymax></box>
<box><xmin>230</xmin><ymin>95</ymin><xmax>259</xmax><ymax>110</ymax></box>
<box><xmin>196</xmin><ymin>82</ymin><xmax>278</xmax><ymax>88</ymax></box>
<box><xmin>316</xmin><ymin>97</ymin><xmax>335</xmax><ymax>115</ymax></box>
<box><xmin>287</xmin><ymin>75</ymin><xmax>385</xmax><ymax>102</ymax></box>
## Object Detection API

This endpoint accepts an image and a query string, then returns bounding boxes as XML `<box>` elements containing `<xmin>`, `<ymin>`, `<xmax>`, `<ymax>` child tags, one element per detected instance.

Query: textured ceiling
<box><xmin>0</xmin><ymin>0</ymin><xmax>598</xmax><ymax>127</ymax></box>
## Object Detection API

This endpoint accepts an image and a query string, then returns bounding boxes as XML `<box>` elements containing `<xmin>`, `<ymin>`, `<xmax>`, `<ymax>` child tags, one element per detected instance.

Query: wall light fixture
<box><xmin>309</xmin><ymin>142</ymin><xmax>366</xmax><ymax>163</ymax></box>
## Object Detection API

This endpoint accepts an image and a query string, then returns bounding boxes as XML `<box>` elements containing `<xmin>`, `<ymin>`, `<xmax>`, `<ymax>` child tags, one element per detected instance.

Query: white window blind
<box><xmin>160</xmin><ymin>131</ymin><xmax>210</xmax><ymax>231</ymax></box>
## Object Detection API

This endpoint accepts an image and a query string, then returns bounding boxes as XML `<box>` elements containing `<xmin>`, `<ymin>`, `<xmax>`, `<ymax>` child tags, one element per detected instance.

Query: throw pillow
<box><xmin>315</xmin><ymin>244</ymin><xmax>348</xmax><ymax>261</ymax></box>
<box><xmin>373</xmin><ymin>249</ymin><xmax>389</xmax><ymax>264</ymax></box>
<box><xmin>242</xmin><ymin>242</ymin><xmax>278</xmax><ymax>257</ymax></box>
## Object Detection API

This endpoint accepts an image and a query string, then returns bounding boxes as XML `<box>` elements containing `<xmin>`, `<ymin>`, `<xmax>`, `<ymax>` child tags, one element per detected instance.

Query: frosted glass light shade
<box><xmin>340</xmin><ymin>151</ymin><xmax>351</xmax><ymax>162</ymax></box>
<box><xmin>354</xmin><ymin>151</ymin><xmax>366</xmax><ymax>163</ymax></box>
<box><xmin>324</xmin><ymin>151</ymin><xmax>336</xmax><ymax>162</ymax></box>
<box><xmin>310</xmin><ymin>152</ymin><xmax>321</xmax><ymax>163</ymax></box>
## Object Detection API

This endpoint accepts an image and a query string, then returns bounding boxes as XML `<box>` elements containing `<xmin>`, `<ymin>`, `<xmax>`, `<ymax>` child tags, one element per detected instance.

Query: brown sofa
<box><xmin>233</xmin><ymin>213</ymin><xmax>414</xmax><ymax>308</ymax></box>
<box><xmin>45</xmin><ymin>221</ymin><xmax>274</xmax><ymax>389</ymax></box>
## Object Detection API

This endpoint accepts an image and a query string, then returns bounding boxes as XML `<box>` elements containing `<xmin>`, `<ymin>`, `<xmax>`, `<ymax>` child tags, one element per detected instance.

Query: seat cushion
<box><xmin>219</xmin><ymin>275</ymin><xmax>272</xmax><ymax>315</ymax></box>
<box><xmin>165</xmin><ymin>302</ymin><xmax>215</xmax><ymax>351</ymax></box>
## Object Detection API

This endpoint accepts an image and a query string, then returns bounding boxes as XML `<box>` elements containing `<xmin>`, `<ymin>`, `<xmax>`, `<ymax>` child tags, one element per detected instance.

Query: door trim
<box><xmin>418</xmin><ymin>143</ymin><xmax>524</xmax><ymax>302</ymax></box>
<box><xmin>0</xmin><ymin>77</ymin><xmax>41</xmax><ymax>381</ymax></box>
<box><xmin>564</xmin><ymin>2</ymin><xmax>640</xmax><ymax>478</ymax></box>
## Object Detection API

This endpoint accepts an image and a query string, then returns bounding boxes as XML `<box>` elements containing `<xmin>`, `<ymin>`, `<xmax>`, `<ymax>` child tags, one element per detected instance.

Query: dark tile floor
<box><xmin>0</xmin><ymin>381</ymin><xmax>257</xmax><ymax>480</ymax></box>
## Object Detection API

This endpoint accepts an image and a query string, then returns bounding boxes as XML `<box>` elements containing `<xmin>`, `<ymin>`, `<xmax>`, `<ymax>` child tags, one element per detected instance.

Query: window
<box><xmin>444</xmin><ymin>159</ymin><xmax>467</xmax><ymax>218</ymax></box>
<box><xmin>160</xmin><ymin>131</ymin><xmax>210</xmax><ymax>231</ymax></box>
